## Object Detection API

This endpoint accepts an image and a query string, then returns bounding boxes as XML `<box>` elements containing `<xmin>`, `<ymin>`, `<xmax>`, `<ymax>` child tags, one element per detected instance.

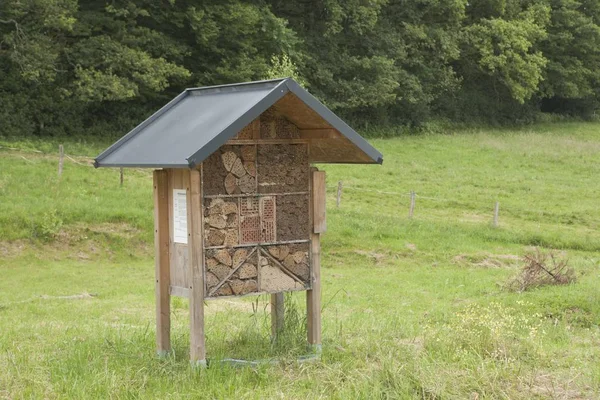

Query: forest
<box><xmin>1</xmin><ymin>0</ymin><xmax>599</xmax><ymax>138</ymax></box>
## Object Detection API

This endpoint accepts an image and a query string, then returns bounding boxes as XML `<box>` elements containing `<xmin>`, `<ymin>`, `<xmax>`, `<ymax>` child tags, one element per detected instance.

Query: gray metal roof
<box><xmin>95</xmin><ymin>78</ymin><xmax>383</xmax><ymax>168</ymax></box>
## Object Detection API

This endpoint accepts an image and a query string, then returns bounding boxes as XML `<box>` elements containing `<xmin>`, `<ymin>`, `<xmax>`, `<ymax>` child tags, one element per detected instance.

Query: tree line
<box><xmin>1</xmin><ymin>0</ymin><xmax>599</xmax><ymax>138</ymax></box>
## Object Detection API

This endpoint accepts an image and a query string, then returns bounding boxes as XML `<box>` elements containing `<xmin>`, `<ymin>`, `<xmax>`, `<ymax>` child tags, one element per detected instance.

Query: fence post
<box><xmin>409</xmin><ymin>191</ymin><xmax>416</xmax><ymax>218</ymax></box>
<box><xmin>58</xmin><ymin>144</ymin><xmax>64</xmax><ymax>177</ymax></box>
<box><xmin>493</xmin><ymin>201</ymin><xmax>500</xmax><ymax>227</ymax></box>
<box><xmin>336</xmin><ymin>181</ymin><xmax>343</xmax><ymax>208</ymax></box>
<box><xmin>120</xmin><ymin>168</ymin><xmax>124</xmax><ymax>187</ymax></box>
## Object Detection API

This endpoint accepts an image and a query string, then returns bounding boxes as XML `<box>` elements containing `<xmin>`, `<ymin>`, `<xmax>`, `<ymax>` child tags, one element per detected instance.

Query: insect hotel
<box><xmin>95</xmin><ymin>78</ymin><xmax>383</xmax><ymax>366</ymax></box>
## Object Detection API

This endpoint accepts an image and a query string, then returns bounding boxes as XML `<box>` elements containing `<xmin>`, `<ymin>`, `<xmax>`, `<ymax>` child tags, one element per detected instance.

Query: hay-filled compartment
<box><xmin>202</xmin><ymin>142</ymin><xmax>310</xmax><ymax>298</ymax></box>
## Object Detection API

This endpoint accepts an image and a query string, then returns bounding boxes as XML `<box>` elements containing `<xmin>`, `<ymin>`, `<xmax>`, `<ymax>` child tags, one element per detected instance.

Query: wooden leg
<box><xmin>307</xmin><ymin>232</ymin><xmax>322</xmax><ymax>350</ymax></box>
<box><xmin>308</xmin><ymin>169</ymin><xmax>325</xmax><ymax>351</ymax></box>
<box><xmin>271</xmin><ymin>293</ymin><xmax>285</xmax><ymax>339</ymax></box>
<box><xmin>187</xmin><ymin>169</ymin><xmax>206</xmax><ymax>367</ymax></box>
<box><xmin>153</xmin><ymin>170</ymin><xmax>171</xmax><ymax>355</ymax></box>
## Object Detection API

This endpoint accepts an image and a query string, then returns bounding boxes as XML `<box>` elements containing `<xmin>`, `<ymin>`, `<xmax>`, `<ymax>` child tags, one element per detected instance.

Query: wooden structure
<box><xmin>95</xmin><ymin>78</ymin><xmax>382</xmax><ymax>366</ymax></box>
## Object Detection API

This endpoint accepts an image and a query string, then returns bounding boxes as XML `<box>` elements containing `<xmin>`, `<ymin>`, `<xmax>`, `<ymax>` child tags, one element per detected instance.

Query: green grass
<box><xmin>1</xmin><ymin>122</ymin><xmax>600</xmax><ymax>399</ymax></box>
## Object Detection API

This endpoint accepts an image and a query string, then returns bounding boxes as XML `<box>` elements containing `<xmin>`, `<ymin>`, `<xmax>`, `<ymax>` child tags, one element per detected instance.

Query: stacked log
<box><xmin>204</xmin><ymin>198</ymin><xmax>238</xmax><ymax>247</ymax></box>
<box><xmin>204</xmin><ymin>249</ymin><xmax>258</xmax><ymax>297</ymax></box>
<box><xmin>261</xmin><ymin>245</ymin><xmax>310</xmax><ymax>291</ymax></box>
<box><xmin>221</xmin><ymin>146</ymin><xmax>256</xmax><ymax>195</ymax></box>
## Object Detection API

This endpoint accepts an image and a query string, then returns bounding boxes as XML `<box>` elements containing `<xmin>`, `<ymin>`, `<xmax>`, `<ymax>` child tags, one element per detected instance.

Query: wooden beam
<box><xmin>187</xmin><ymin>168</ymin><xmax>206</xmax><ymax>366</ymax></box>
<box><xmin>307</xmin><ymin>169</ymin><xmax>324</xmax><ymax>350</ymax></box>
<box><xmin>312</xmin><ymin>171</ymin><xmax>327</xmax><ymax>233</ymax></box>
<box><xmin>270</xmin><ymin>293</ymin><xmax>285</xmax><ymax>339</ymax></box>
<box><xmin>169</xmin><ymin>285</ymin><xmax>190</xmax><ymax>298</ymax></box>
<box><xmin>299</xmin><ymin>129</ymin><xmax>338</xmax><ymax>139</ymax></box>
<box><xmin>153</xmin><ymin>169</ymin><xmax>171</xmax><ymax>356</ymax></box>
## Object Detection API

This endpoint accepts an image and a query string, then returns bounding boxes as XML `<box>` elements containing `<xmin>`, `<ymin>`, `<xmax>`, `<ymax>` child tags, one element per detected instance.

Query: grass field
<box><xmin>1</xmin><ymin>122</ymin><xmax>599</xmax><ymax>399</ymax></box>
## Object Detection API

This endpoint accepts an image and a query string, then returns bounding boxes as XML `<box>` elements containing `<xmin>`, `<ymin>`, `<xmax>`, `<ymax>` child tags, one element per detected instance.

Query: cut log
<box><xmin>277</xmin><ymin>246</ymin><xmax>290</xmax><ymax>261</ymax></box>
<box><xmin>224</xmin><ymin>173</ymin><xmax>237</xmax><ymax>195</ymax></box>
<box><xmin>241</xmin><ymin>146</ymin><xmax>256</xmax><ymax>161</ymax></box>
<box><xmin>207</xmin><ymin>229</ymin><xmax>225</xmax><ymax>246</ymax></box>
<box><xmin>208</xmin><ymin>214</ymin><xmax>227</xmax><ymax>229</ymax></box>
<box><xmin>283</xmin><ymin>254</ymin><xmax>296</xmax><ymax>269</ymax></box>
<box><xmin>229</xmin><ymin>279</ymin><xmax>245</xmax><ymax>295</ymax></box>
<box><xmin>222</xmin><ymin>202</ymin><xmax>238</xmax><ymax>215</ymax></box>
<box><xmin>244</xmin><ymin>161</ymin><xmax>256</xmax><ymax>177</ymax></box>
<box><xmin>206</xmin><ymin>272</ymin><xmax>220</xmax><ymax>288</ymax></box>
<box><xmin>216</xmin><ymin>283</ymin><xmax>233</xmax><ymax>296</ymax></box>
<box><xmin>239</xmin><ymin>263</ymin><xmax>257</xmax><ymax>279</ymax></box>
<box><xmin>289</xmin><ymin>262</ymin><xmax>310</xmax><ymax>281</ymax></box>
<box><xmin>222</xmin><ymin>151</ymin><xmax>237</xmax><ymax>172</ymax></box>
<box><xmin>232</xmin><ymin>248</ymin><xmax>248</xmax><ymax>267</ymax></box>
<box><xmin>268</xmin><ymin>247</ymin><xmax>280</xmax><ymax>259</ymax></box>
<box><xmin>206</xmin><ymin>257</ymin><xmax>219</xmax><ymax>269</ymax></box>
<box><xmin>208</xmin><ymin>263</ymin><xmax>231</xmax><ymax>281</ymax></box>
<box><xmin>215</xmin><ymin>249</ymin><xmax>232</xmax><ymax>266</ymax></box>
<box><xmin>223</xmin><ymin>229</ymin><xmax>238</xmax><ymax>247</ymax></box>
<box><xmin>292</xmin><ymin>251</ymin><xmax>306</xmax><ymax>264</ymax></box>
<box><xmin>226</xmin><ymin>213</ymin><xmax>238</xmax><ymax>228</ymax></box>
<box><xmin>241</xmin><ymin>279</ymin><xmax>257</xmax><ymax>294</ymax></box>
<box><xmin>231</xmin><ymin>157</ymin><xmax>246</xmax><ymax>178</ymax></box>
<box><xmin>238</xmin><ymin>175</ymin><xmax>255</xmax><ymax>194</ymax></box>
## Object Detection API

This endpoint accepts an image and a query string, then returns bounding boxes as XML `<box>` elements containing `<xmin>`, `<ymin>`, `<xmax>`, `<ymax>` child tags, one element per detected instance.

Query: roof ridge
<box><xmin>187</xmin><ymin>77</ymin><xmax>290</xmax><ymax>92</ymax></box>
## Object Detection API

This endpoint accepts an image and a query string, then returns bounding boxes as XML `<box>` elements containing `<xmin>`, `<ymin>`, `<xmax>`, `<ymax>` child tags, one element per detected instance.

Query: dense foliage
<box><xmin>1</xmin><ymin>0</ymin><xmax>599</xmax><ymax>137</ymax></box>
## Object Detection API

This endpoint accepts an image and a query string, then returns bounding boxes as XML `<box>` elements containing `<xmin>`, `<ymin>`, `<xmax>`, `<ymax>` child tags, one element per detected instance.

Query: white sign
<box><xmin>173</xmin><ymin>189</ymin><xmax>188</xmax><ymax>244</ymax></box>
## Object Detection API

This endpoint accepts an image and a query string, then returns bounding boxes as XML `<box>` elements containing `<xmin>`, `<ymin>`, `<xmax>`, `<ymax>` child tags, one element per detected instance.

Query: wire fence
<box><xmin>1</xmin><ymin>143</ymin><xmax>595</xmax><ymax>230</ymax></box>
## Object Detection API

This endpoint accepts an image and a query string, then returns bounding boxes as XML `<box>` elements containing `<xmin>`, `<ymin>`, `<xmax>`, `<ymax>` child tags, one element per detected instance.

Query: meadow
<box><xmin>1</xmin><ymin>122</ymin><xmax>599</xmax><ymax>399</ymax></box>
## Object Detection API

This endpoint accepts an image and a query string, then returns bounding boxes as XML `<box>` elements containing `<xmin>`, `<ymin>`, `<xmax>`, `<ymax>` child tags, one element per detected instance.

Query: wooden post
<box><xmin>153</xmin><ymin>170</ymin><xmax>171</xmax><ymax>356</ymax></box>
<box><xmin>493</xmin><ymin>201</ymin><xmax>500</xmax><ymax>227</ymax></box>
<box><xmin>120</xmin><ymin>168</ymin><xmax>124</xmax><ymax>187</ymax></box>
<box><xmin>408</xmin><ymin>191</ymin><xmax>416</xmax><ymax>219</ymax></box>
<box><xmin>271</xmin><ymin>293</ymin><xmax>285</xmax><ymax>339</ymax></box>
<box><xmin>187</xmin><ymin>168</ymin><xmax>206</xmax><ymax>367</ymax></box>
<box><xmin>308</xmin><ymin>169</ymin><xmax>325</xmax><ymax>351</ymax></box>
<box><xmin>336</xmin><ymin>180</ymin><xmax>343</xmax><ymax>208</ymax></box>
<box><xmin>58</xmin><ymin>145</ymin><xmax>64</xmax><ymax>177</ymax></box>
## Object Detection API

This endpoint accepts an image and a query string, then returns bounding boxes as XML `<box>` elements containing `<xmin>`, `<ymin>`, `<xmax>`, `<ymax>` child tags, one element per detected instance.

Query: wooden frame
<box><xmin>152</xmin><ymin>121</ymin><xmax>327</xmax><ymax>364</ymax></box>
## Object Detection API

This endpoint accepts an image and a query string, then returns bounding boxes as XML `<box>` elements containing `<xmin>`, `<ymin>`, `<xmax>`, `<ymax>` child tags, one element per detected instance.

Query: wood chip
<box><xmin>224</xmin><ymin>173</ymin><xmax>237</xmax><ymax>195</ymax></box>
<box><xmin>241</xmin><ymin>146</ymin><xmax>256</xmax><ymax>161</ymax></box>
<box><xmin>260</xmin><ymin>257</ymin><xmax>269</xmax><ymax>266</ymax></box>
<box><xmin>209</xmin><ymin>198</ymin><xmax>224</xmax><ymax>208</ymax></box>
<box><xmin>292</xmin><ymin>251</ymin><xmax>305</xmax><ymax>264</ymax></box>
<box><xmin>208</xmin><ymin>214</ymin><xmax>227</xmax><ymax>229</ymax></box>
<box><xmin>239</xmin><ymin>263</ymin><xmax>257</xmax><ymax>279</ymax></box>
<box><xmin>215</xmin><ymin>249</ymin><xmax>232</xmax><ymax>266</ymax></box>
<box><xmin>238</xmin><ymin>175</ymin><xmax>255</xmax><ymax>194</ymax></box>
<box><xmin>244</xmin><ymin>161</ymin><xmax>256</xmax><ymax>177</ymax></box>
<box><xmin>221</xmin><ymin>151</ymin><xmax>237</xmax><ymax>172</ymax></box>
<box><xmin>231</xmin><ymin>157</ymin><xmax>246</xmax><ymax>178</ymax></box>
<box><xmin>277</xmin><ymin>246</ymin><xmax>290</xmax><ymax>261</ymax></box>
<box><xmin>232</xmin><ymin>248</ymin><xmax>248</xmax><ymax>267</ymax></box>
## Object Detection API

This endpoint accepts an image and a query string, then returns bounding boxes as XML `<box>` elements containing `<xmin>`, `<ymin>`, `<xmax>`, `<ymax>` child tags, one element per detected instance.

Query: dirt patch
<box><xmin>453</xmin><ymin>253</ymin><xmax>520</xmax><ymax>268</ymax></box>
<box><xmin>257</xmin><ymin>144</ymin><xmax>308</xmax><ymax>194</ymax></box>
<box><xmin>276</xmin><ymin>195</ymin><xmax>309</xmax><ymax>241</ymax></box>
<box><xmin>353</xmin><ymin>249</ymin><xmax>388</xmax><ymax>265</ymax></box>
